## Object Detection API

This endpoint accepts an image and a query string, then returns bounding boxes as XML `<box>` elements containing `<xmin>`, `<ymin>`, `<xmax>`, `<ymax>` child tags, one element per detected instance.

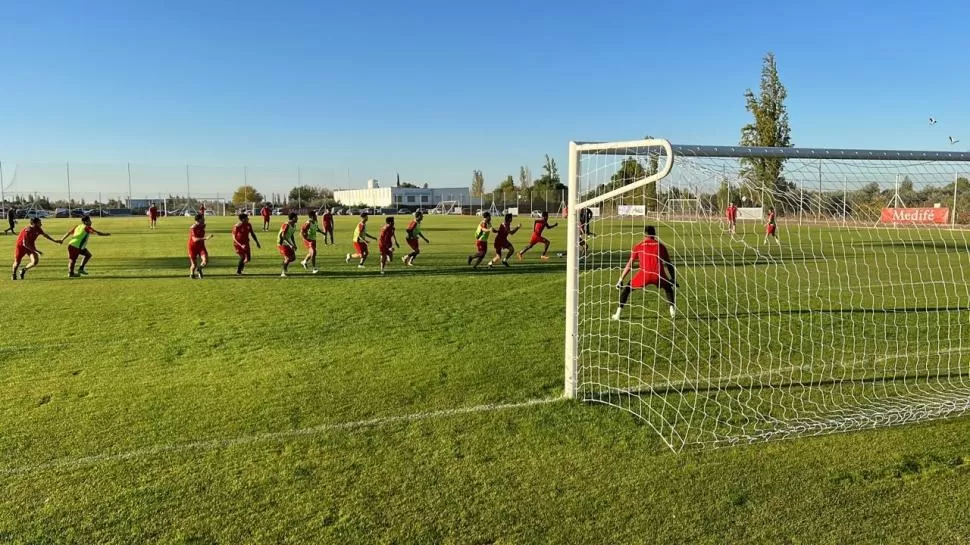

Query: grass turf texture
<box><xmin>0</xmin><ymin>215</ymin><xmax>967</xmax><ymax>544</ymax></box>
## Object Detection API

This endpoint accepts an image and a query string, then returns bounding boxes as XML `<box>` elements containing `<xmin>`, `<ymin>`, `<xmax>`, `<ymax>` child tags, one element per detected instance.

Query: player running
<box><xmin>11</xmin><ymin>217</ymin><xmax>61</xmax><ymax>280</ymax></box>
<box><xmin>188</xmin><ymin>213</ymin><xmax>213</xmax><ymax>279</ymax></box>
<box><xmin>726</xmin><ymin>202</ymin><xmax>738</xmax><ymax>235</ymax></box>
<box><xmin>231</xmin><ymin>213</ymin><xmax>261</xmax><ymax>275</ymax></box>
<box><xmin>489</xmin><ymin>213</ymin><xmax>520</xmax><ymax>268</ymax></box>
<box><xmin>378</xmin><ymin>216</ymin><xmax>400</xmax><ymax>275</ymax></box>
<box><xmin>763</xmin><ymin>207</ymin><xmax>780</xmax><ymax>245</ymax></box>
<box><xmin>402</xmin><ymin>210</ymin><xmax>430</xmax><ymax>266</ymax></box>
<box><xmin>346</xmin><ymin>212</ymin><xmax>376</xmax><ymax>268</ymax></box>
<box><xmin>61</xmin><ymin>215</ymin><xmax>111</xmax><ymax>278</ymax></box>
<box><xmin>260</xmin><ymin>204</ymin><xmax>272</xmax><ymax>231</ymax></box>
<box><xmin>278</xmin><ymin>212</ymin><xmax>299</xmax><ymax>277</ymax></box>
<box><xmin>467</xmin><ymin>212</ymin><xmax>492</xmax><ymax>269</ymax></box>
<box><xmin>517</xmin><ymin>211</ymin><xmax>558</xmax><ymax>260</ymax></box>
<box><xmin>613</xmin><ymin>225</ymin><xmax>677</xmax><ymax>320</ymax></box>
<box><xmin>322</xmin><ymin>208</ymin><xmax>334</xmax><ymax>245</ymax></box>
<box><xmin>300</xmin><ymin>210</ymin><xmax>323</xmax><ymax>273</ymax></box>
<box><xmin>148</xmin><ymin>202</ymin><xmax>159</xmax><ymax>230</ymax></box>
<box><xmin>4</xmin><ymin>207</ymin><xmax>16</xmax><ymax>235</ymax></box>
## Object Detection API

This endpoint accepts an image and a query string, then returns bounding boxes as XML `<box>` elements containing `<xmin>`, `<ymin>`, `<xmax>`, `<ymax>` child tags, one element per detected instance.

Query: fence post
<box><xmin>953</xmin><ymin>171</ymin><xmax>959</xmax><ymax>226</ymax></box>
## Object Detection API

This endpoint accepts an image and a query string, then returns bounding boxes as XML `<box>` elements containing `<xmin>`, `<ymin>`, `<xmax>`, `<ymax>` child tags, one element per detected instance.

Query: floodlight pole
<box><xmin>127</xmin><ymin>162</ymin><xmax>132</xmax><ymax>208</ymax></box>
<box><xmin>0</xmin><ymin>160</ymin><xmax>5</xmax><ymax>211</ymax></box>
<box><xmin>66</xmin><ymin>162</ymin><xmax>72</xmax><ymax>208</ymax></box>
<box><xmin>953</xmin><ymin>171</ymin><xmax>959</xmax><ymax>226</ymax></box>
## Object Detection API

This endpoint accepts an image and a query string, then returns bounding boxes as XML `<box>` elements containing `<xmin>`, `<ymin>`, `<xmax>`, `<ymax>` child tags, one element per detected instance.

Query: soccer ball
<box><xmin>556</xmin><ymin>252</ymin><xmax>564</xmax><ymax>258</ymax></box>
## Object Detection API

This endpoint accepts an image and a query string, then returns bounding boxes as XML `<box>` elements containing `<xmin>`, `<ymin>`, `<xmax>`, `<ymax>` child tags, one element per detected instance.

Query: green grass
<box><xmin>1</xmin><ymin>215</ymin><xmax>970</xmax><ymax>544</ymax></box>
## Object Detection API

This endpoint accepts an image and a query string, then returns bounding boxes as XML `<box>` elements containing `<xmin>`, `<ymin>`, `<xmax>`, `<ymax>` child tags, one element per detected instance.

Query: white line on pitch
<box><xmin>0</xmin><ymin>397</ymin><xmax>561</xmax><ymax>476</ymax></box>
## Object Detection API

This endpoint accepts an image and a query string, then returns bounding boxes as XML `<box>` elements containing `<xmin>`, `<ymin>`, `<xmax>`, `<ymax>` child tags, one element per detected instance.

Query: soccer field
<box><xmin>2</xmin><ymin>215</ymin><xmax>970</xmax><ymax>543</ymax></box>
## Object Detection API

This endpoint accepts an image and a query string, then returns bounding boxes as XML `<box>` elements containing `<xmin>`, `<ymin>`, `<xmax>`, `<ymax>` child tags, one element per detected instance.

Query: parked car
<box><xmin>23</xmin><ymin>208</ymin><xmax>51</xmax><ymax>219</ymax></box>
<box><xmin>530</xmin><ymin>210</ymin><xmax>544</xmax><ymax>218</ymax></box>
<box><xmin>396</xmin><ymin>208</ymin><xmax>411</xmax><ymax>215</ymax></box>
<box><xmin>347</xmin><ymin>208</ymin><xmax>359</xmax><ymax>216</ymax></box>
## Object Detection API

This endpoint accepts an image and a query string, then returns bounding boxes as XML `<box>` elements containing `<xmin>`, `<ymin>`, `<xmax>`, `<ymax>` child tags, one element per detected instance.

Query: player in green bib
<box><xmin>299</xmin><ymin>210</ymin><xmax>323</xmax><ymax>273</ymax></box>
<box><xmin>466</xmin><ymin>212</ymin><xmax>492</xmax><ymax>269</ymax></box>
<box><xmin>59</xmin><ymin>215</ymin><xmax>111</xmax><ymax>277</ymax></box>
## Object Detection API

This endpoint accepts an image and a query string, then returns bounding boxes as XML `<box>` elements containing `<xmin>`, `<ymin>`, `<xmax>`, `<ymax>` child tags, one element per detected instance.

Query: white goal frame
<box><xmin>564</xmin><ymin>138</ymin><xmax>970</xmax><ymax>448</ymax></box>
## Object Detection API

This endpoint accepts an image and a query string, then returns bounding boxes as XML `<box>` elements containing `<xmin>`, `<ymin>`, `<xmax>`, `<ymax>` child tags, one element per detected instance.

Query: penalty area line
<box><xmin>0</xmin><ymin>397</ymin><xmax>561</xmax><ymax>476</ymax></box>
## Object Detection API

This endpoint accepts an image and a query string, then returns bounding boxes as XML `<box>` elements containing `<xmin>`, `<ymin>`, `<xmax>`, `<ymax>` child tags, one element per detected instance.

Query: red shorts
<box><xmin>475</xmin><ymin>240</ymin><xmax>487</xmax><ymax>254</ymax></box>
<box><xmin>235</xmin><ymin>244</ymin><xmax>251</xmax><ymax>261</ymax></box>
<box><xmin>379</xmin><ymin>245</ymin><xmax>393</xmax><ymax>256</ymax></box>
<box><xmin>631</xmin><ymin>271</ymin><xmax>668</xmax><ymax>289</ymax></box>
<box><xmin>354</xmin><ymin>241</ymin><xmax>368</xmax><ymax>255</ymax></box>
<box><xmin>14</xmin><ymin>245</ymin><xmax>35</xmax><ymax>261</ymax></box>
<box><xmin>406</xmin><ymin>238</ymin><xmax>420</xmax><ymax>251</ymax></box>
<box><xmin>149</xmin><ymin>214</ymin><xmax>158</xmax><ymax>221</ymax></box>
<box><xmin>262</xmin><ymin>215</ymin><xmax>271</xmax><ymax>223</ymax></box>
<box><xmin>68</xmin><ymin>245</ymin><xmax>87</xmax><ymax>261</ymax></box>
<box><xmin>766</xmin><ymin>224</ymin><xmax>776</xmax><ymax>235</ymax></box>
<box><xmin>278</xmin><ymin>245</ymin><xmax>295</xmax><ymax>260</ymax></box>
<box><xmin>188</xmin><ymin>244</ymin><xmax>208</xmax><ymax>260</ymax></box>
<box><xmin>323</xmin><ymin>224</ymin><xmax>333</xmax><ymax>233</ymax></box>
<box><xmin>494</xmin><ymin>240</ymin><xmax>511</xmax><ymax>253</ymax></box>
<box><xmin>530</xmin><ymin>235</ymin><xmax>549</xmax><ymax>246</ymax></box>
<box><xmin>304</xmin><ymin>240</ymin><xmax>317</xmax><ymax>251</ymax></box>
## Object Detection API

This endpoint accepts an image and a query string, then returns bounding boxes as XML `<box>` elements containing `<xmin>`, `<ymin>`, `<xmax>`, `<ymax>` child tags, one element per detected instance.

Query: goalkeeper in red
<box><xmin>763</xmin><ymin>207</ymin><xmax>780</xmax><ymax>245</ymax></box>
<box><xmin>517</xmin><ymin>210</ymin><xmax>557</xmax><ymax>260</ymax></box>
<box><xmin>613</xmin><ymin>225</ymin><xmax>677</xmax><ymax>320</ymax></box>
<box><xmin>11</xmin><ymin>217</ymin><xmax>61</xmax><ymax>280</ymax></box>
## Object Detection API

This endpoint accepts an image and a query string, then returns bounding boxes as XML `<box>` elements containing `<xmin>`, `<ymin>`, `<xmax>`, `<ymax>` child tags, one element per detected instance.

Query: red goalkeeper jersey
<box><xmin>632</xmin><ymin>237</ymin><xmax>669</xmax><ymax>276</ymax></box>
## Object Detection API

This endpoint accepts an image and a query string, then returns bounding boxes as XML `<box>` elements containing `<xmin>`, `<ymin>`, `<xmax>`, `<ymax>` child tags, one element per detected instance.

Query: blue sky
<box><xmin>2</xmin><ymin>0</ymin><xmax>970</xmax><ymax>195</ymax></box>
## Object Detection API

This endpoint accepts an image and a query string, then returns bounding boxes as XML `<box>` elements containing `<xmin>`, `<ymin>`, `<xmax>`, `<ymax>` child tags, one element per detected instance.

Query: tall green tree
<box><xmin>740</xmin><ymin>53</ymin><xmax>792</xmax><ymax>199</ymax></box>
<box><xmin>288</xmin><ymin>185</ymin><xmax>321</xmax><ymax>203</ymax></box>
<box><xmin>232</xmin><ymin>185</ymin><xmax>264</xmax><ymax>205</ymax></box>
<box><xmin>471</xmin><ymin>170</ymin><xmax>485</xmax><ymax>198</ymax></box>
<box><xmin>519</xmin><ymin>166</ymin><xmax>532</xmax><ymax>192</ymax></box>
<box><xmin>495</xmin><ymin>175</ymin><xmax>516</xmax><ymax>194</ymax></box>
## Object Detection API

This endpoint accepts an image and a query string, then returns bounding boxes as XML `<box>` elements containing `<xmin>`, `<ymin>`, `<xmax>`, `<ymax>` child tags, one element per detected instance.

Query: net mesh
<box><xmin>571</xmin><ymin>140</ymin><xmax>970</xmax><ymax>450</ymax></box>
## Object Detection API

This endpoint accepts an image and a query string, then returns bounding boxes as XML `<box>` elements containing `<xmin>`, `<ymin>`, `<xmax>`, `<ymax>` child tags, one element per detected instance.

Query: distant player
<box><xmin>489</xmin><ymin>213</ymin><xmax>520</xmax><ymax>268</ymax></box>
<box><xmin>346</xmin><ymin>212</ymin><xmax>376</xmax><ymax>268</ymax></box>
<box><xmin>613</xmin><ymin>225</ymin><xmax>677</xmax><ymax>320</ymax></box>
<box><xmin>188</xmin><ymin>213</ymin><xmax>213</xmax><ymax>279</ymax></box>
<box><xmin>726</xmin><ymin>202</ymin><xmax>738</xmax><ymax>235</ymax></box>
<box><xmin>467</xmin><ymin>212</ymin><xmax>492</xmax><ymax>269</ymax></box>
<box><xmin>60</xmin><ymin>215</ymin><xmax>110</xmax><ymax>278</ymax></box>
<box><xmin>580</xmin><ymin>207</ymin><xmax>594</xmax><ymax>237</ymax></box>
<box><xmin>578</xmin><ymin>220</ymin><xmax>589</xmax><ymax>260</ymax></box>
<box><xmin>231</xmin><ymin>213</ymin><xmax>261</xmax><ymax>276</ymax></box>
<box><xmin>199</xmin><ymin>203</ymin><xmax>207</xmax><ymax>217</ymax></box>
<box><xmin>148</xmin><ymin>202</ymin><xmax>159</xmax><ymax>230</ymax></box>
<box><xmin>378</xmin><ymin>216</ymin><xmax>400</xmax><ymax>275</ymax></box>
<box><xmin>517</xmin><ymin>211</ymin><xmax>558</xmax><ymax>260</ymax></box>
<box><xmin>260</xmin><ymin>204</ymin><xmax>272</xmax><ymax>231</ymax></box>
<box><xmin>4</xmin><ymin>207</ymin><xmax>16</xmax><ymax>235</ymax></box>
<box><xmin>278</xmin><ymin>212</ymin><xmax>299</xmax><ymax>277</ymax></box>
<box><xmin>322</xmin><ymin>208</ymin><xmax>334</xmax><ymax>245</ymax></box>
<box><xmin>402</xmin><ymin>210</ymin><xmax>430</xmax><ymax>266</ymax></box>
<box><xmin>300</xmin><ymin>210</ymin><xmax>323</xmax><ymax>273</ymax></box>
<box><xmin>11</xmin><ymin>217</ymin><xmax>61</xmax><ymax>280</ymax></box>
<box><xmin>763</xmin><ymin>207</ymin><xmax>780</xmax><ymax>245</ymax></box>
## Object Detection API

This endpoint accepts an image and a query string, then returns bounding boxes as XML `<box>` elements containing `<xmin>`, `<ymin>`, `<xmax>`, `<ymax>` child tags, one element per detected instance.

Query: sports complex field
<box><xmin>2</xmin><ymin>215</ymin><xmax>970</xmax><ymax>543</ymax></box>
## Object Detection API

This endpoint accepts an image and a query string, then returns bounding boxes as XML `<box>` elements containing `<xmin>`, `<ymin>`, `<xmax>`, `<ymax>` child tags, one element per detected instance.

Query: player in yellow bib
<box><xmin>300</xmin><ymin>210</ymin><xmax>323</xmax><ymax>274</ymax></box>
<box><xmin>59</xmin><ymin>215</ymin><xmax>111</xmax><ymax>277</ymax></box>
<box><xmin>466</xmin><ymin>212</ymin><xmax>492</xmax><ymax>269</ymax></box>
<box><xmin>345</xmin><ymin>212</ymin><xmax>377</xmax><ymax>268</ymax></box>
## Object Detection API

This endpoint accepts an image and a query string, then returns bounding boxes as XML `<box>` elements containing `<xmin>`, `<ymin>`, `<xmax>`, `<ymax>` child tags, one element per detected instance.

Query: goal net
<box><xmin>430</xmin><ymin>200</ymin><xmax>461</xmax><ymax>215</ymax></box>
<box><xmin>565</xmin><ymin>139</ymin><xmax>970</xmax><ymax>450</ymax></box>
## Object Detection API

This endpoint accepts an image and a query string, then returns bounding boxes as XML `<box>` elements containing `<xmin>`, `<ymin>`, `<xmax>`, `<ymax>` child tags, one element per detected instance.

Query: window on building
<box><xmin>407</xmin><ymin>196</ymin><xmax>416</xmax><ymax>203</ymax></box>
<box><xmin>421</xmin><ymin>195</ymin><xmax>429</xmax><ymax>203</ymax></box>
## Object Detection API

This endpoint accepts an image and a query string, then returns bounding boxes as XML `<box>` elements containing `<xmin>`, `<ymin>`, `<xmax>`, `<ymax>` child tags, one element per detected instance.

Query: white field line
<box><xmin>0</xmin><ymin>397</ymin><xmax>560</xmax><ymax>476</ymax></box>
<box><xmin>803</xmin><ymin>280</ymin><xmax>965</xmax><ymax>293</ymax></box>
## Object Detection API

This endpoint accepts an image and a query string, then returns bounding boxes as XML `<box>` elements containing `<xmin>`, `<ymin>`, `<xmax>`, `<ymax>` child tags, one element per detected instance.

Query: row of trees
<box><xmin>470</xmin><ymin>154</ymin><xmax>567</xmax><ymax>201</ymax></box>
<box><xmin>230</xmin><ymin>184</ymin><xmax>339</xmax><ymax>209</ymax></box>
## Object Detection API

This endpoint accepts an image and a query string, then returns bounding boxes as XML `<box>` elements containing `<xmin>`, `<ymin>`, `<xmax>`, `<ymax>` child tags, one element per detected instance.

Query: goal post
<box><xmin>565</xmin><ymin>139</ymin><xmax>970</xmax><ymax>450</ymax></box>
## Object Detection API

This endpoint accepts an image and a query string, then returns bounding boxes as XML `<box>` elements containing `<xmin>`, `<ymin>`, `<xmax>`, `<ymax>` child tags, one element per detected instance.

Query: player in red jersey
<box><xmin>488</xmin><ymin>213</ymin><xmax>520</xmax><ymax>268</ymax></box>
<box><xmin>467</xmin><ymin>212</ymin><xmax>492</xmax><ymax>269</ymax></box>
<box><xmin>199</xmin><ymin>203</ymin><xmax>207</xmax><ymax>217</ymax></box>
<box><xmin>517</xmin><ymin>211</ymin><xmax>558</xmax><ymax>260</ymax></box>
<box><xmin>278</xmin><ymin>212</ymin><xmax>299</xmax><ymax>277</ymax></box>
<box><xmin>11</xmin><ymin>217</ymin><xmax>61</xmax><ymax>280</ymax></box>
<box><xmin>260</xmin><ymin>204</ymin><xmax>273</xmax><ymax>231</ymax></box>
<box><xmin>402</xmin><ymin>210</ymin><xmax>430</xmax><ymax>266</ymax></box>
<box><xmin>188</xmin><ymin>213</ymin><xmax>213</xmax><ymax>279</ymax></box>
<box><xmin>378</xmin><ymin>216</ymin><xmax>400</xmax><ymax>275</ymax></box>
<box><xmin>322</xmin><ymin>207</ymin><xmax>334</xmax><ymax>245</ymax></box>
<box><xmin>726</xmin><ymin>202</ymin><xmax>738</xmax><ymax>235</ymax></box>
<box><xmin>231</xmin><ymin>213</ymin><xmax>261</xmax><ymax>275</ymax></box>
<box><xmin>613</xmin><ymin>225</ymin><xmax>677</xmax><ymax>320</ymax></box>
<box><xmin>763</xmin><ymin>207</ymin><xmax>780</xmax><ymax>245</ymax></box>
<box><xmin>346</xmin><ymin>212</ymin><xmax>377</xmax><ymax>268</ymax></box>
<box><xmin>148</xmin><ymin>202</ymin><xmax>159</xmax><ymax>230</ymax></box>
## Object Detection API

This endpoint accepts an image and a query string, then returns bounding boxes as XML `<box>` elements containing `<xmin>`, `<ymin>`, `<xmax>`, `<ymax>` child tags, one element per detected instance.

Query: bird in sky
<box><xmin>929</xmin><ymin>117</ymin><xmax>938</xmax><ymax>125</ymax></box>
<box><xmin>948</xmin><ymin>136</ymin><xmax>960</xmax><ymax>145</ymax></box>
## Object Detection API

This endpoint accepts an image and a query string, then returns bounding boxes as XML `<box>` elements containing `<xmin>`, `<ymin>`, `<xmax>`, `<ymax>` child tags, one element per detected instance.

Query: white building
<box><xmin>334</xmin><ymin>179</ymin><xmax>470</xmax><ymax>210</ymax></box>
